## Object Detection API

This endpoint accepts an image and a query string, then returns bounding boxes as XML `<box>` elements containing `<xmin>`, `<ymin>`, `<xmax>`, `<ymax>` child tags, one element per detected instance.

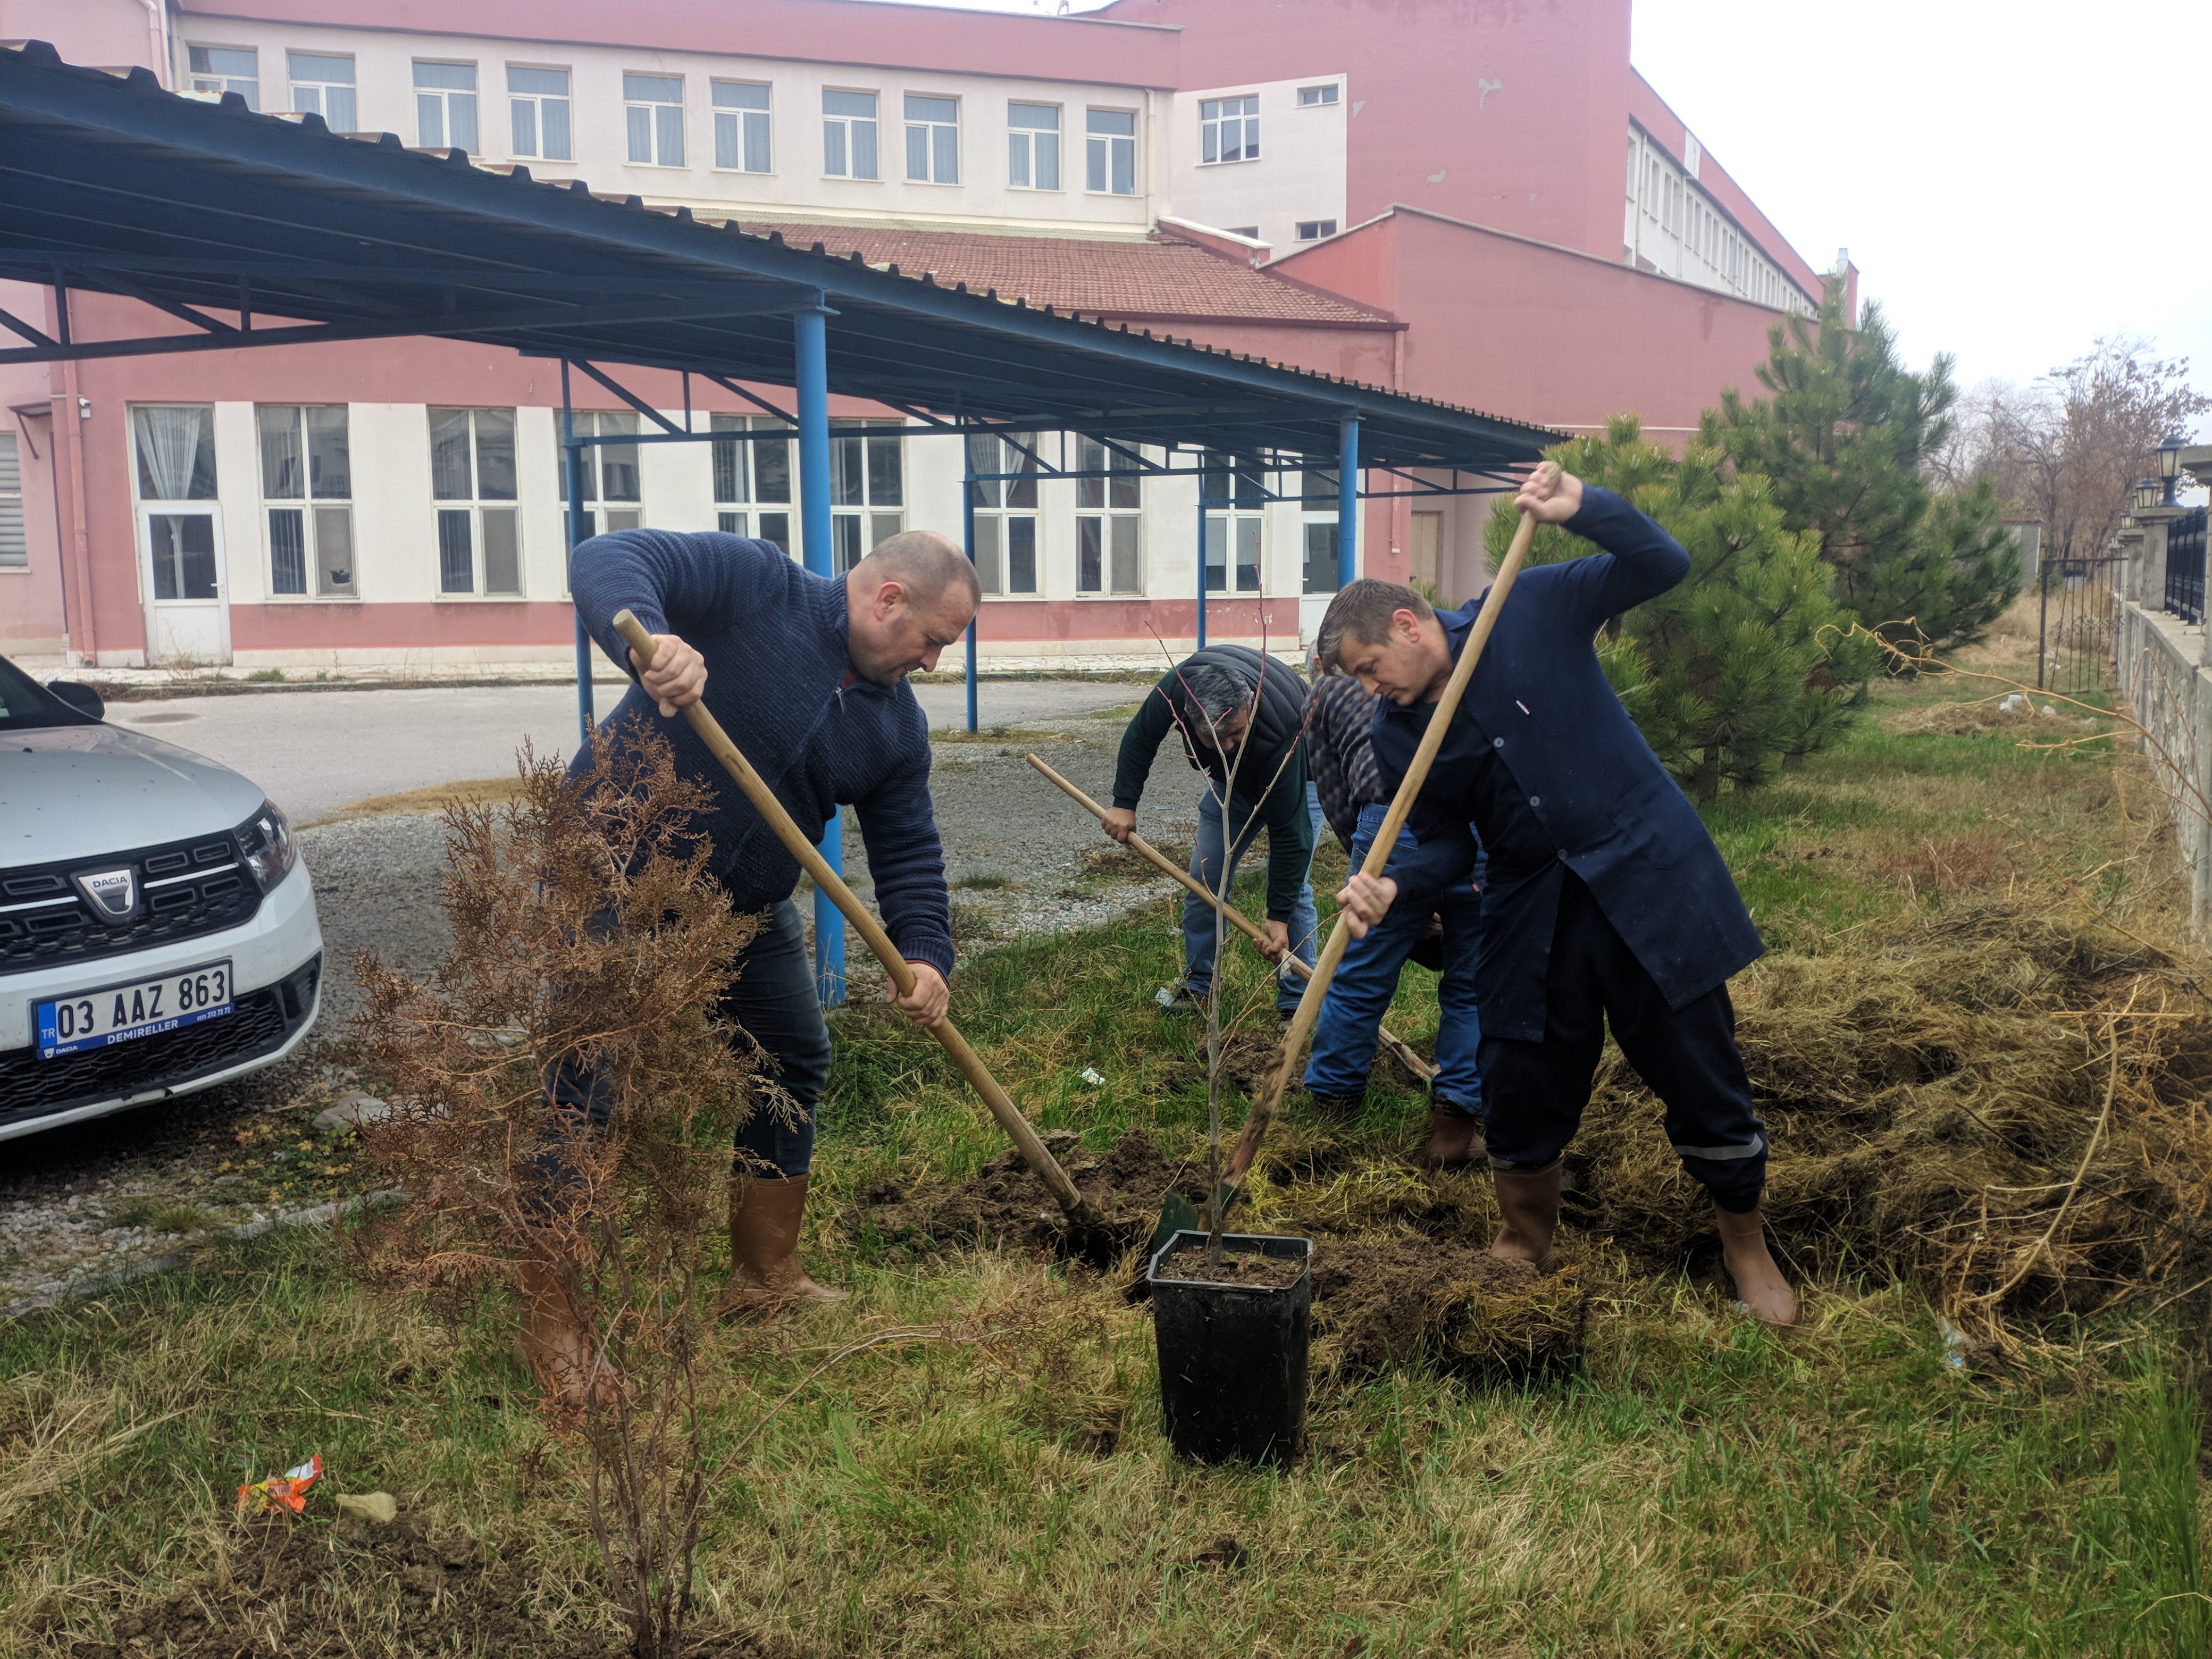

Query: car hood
<box><xmin>2</xmin><ymin>723</ymin><xmax>264</xmax><ymax>865</ymax></box>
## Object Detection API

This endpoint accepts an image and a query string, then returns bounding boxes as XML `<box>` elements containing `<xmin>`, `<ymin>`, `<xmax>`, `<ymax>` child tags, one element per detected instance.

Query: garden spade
<box><xmin>609</xmin><ymin>610</ymin><xmax>1107</xmax><ymax>1236</ymax></box>
<box><xmin>1147</xmin><ymin>505</ymin><xmax>1541</xmax><ymax>1256</ymax></box>
<box><xmin>1022</xmin><ymin>752</ymin><xmax>1437</xmax><ymax>1087</ymax></box>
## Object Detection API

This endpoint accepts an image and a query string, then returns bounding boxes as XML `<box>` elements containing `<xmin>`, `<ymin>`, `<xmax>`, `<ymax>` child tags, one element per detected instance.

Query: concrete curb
<box><xmin>2</xmin><ymin>1188</ymin><xmax>406</xmax><ymax>1321</ymax></box>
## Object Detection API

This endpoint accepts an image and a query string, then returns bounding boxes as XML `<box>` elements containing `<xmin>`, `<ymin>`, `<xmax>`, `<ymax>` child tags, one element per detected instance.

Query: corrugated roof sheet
<box><xmin>708</xmin><ymin>221</ymin><xmax>1395</xmax><ymax>328</ymax></box>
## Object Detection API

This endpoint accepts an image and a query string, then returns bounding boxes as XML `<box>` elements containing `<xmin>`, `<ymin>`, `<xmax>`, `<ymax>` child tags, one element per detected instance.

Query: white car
<box><xmin>0</xmin><ymin>653</ymin><xmax>324</xmax><ymax>1141</ymax></box>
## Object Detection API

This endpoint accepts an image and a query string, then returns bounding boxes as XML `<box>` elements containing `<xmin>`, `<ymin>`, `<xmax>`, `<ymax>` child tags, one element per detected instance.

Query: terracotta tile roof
<box><xmin>715</xmin><ymin>220</ymin><xmax>1397</xmax><ymax>329</ymax></box>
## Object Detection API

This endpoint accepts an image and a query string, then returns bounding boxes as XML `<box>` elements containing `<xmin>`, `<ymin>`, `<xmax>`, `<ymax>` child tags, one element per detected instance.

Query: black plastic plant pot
<box><xmin>1146</xmin><ymin>1229</ymin><xmax>1312</xmax><ymax>1465</ymax></box>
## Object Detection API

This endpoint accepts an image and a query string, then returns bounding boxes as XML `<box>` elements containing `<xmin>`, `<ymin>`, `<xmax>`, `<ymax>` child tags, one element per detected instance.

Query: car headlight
<box><xmin>237</xmin><ymin>800</ymin><xmax>298</xmax><ymax>894</ymax></box>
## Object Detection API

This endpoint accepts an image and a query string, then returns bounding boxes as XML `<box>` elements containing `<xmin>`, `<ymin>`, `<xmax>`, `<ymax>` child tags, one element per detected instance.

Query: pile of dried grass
<box><xmin>1568</xmin><ymin>900</ymin><xmax>2212</xmax><ymax>1341</ymax></box>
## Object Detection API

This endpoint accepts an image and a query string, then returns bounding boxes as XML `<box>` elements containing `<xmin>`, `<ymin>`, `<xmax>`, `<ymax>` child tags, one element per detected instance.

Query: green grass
<box><xmin>1</xmin><ymin>677</ymin><xmax>2200</xmax><ymax>1657</ymax></box>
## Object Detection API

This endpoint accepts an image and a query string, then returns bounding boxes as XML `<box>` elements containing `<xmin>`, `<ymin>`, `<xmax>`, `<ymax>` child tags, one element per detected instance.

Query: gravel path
<box><xmin>2</xmin><ymin>703</ymin><xmax>1204</xmax><ymax>1312</ymax></box>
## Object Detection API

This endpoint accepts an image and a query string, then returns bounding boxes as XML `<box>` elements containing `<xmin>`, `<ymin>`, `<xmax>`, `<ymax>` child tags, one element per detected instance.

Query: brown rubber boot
<box><xmin>515</xmin><ymin>1253</ymin><xmax>610</xmax><ymax>1409</ymax></box>
<box><xmin>717</xmin><ymin>1171</ymin><xmax>849</xmax><ymax>1318</ymax></box>
<box><xmin>1424</xmin><ymin>1100</ymin><xmax>1484</xmax><ymax>1169</ymax></box>
<box><xmin>1714</xmin><ymin>1204</ymin><xmax>1799</xmax><ymax>1327</ymax></box>
<box><xmin>1489</xmin><ymin>1157</ymin><xmax>1563</xmax><ymax>1272</ymax></box>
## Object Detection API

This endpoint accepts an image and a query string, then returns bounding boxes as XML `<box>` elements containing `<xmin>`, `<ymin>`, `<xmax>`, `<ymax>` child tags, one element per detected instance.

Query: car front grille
<box><xmin>0</xmin><ymin>832</ymin><xmax>262</xmax><ymax>977</ymax></box>
<box><xmin>0</xmin><ymin>953</ymin><xmax>320</xmax><ymax>1133</ymax></box>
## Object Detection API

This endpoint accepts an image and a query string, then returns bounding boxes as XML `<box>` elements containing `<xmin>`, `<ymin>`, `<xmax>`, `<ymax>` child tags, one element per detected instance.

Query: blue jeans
<box><xmin>1304</xmin><ymin>802</ymin><xmax>1484</xmax><ymax>1113</ymax></box>
<box><xmin>1183</xmin><ymin>781</ymin><xmax>1324</xmax><ymax>1016</ymax></box>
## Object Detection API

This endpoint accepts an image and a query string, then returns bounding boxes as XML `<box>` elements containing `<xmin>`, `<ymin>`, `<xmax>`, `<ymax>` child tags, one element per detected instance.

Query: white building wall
<box><xmin>165</xmin><ymin>21</ymin><xmax>1159</xmax><ymax>234</ymax></box>
<box><xmin>1162</xmin><ymin>74</ymin><xmax>1349</xmax><ymax>254</ymax></box>
<box><xmin>1624</xmin><ymin>123</ymin><xmax>1814</xmax><ymax>315</ymax></box>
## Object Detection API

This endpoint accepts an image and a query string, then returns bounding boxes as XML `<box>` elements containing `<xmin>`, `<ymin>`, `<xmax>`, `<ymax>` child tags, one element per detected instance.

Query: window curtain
<box><xmin>134</xmin><ymin>406</ymin><xmax>209</xmax><ymax>501</ymax></box>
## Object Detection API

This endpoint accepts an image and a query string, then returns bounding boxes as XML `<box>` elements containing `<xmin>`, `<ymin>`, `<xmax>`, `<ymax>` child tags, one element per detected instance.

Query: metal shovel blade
<box><xmin>1147</xmin><ymin>1184</ymin><xmax>1242</xmax><ymax>1260</ymax></box>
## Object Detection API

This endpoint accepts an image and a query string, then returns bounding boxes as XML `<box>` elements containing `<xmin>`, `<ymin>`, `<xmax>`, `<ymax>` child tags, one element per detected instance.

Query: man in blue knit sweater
<box><xmin>528</xmin><ymin>526</ymin><xmax>974</xmax><ymax>1384</ymax></box>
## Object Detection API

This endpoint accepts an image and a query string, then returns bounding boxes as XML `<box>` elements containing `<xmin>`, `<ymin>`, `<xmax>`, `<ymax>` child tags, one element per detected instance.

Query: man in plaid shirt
<box><xmin>1304</xmin><ymin>669</ymin><xmax>1487</xmax><ymax>1166</ymax></box>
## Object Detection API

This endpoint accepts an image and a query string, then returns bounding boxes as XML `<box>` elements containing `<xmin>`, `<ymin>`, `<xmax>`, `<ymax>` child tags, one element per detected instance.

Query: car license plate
<box><xmin>36</xmin><ymin>959</ymin><xmax>234</xmax><ymax>1059</ymax></box>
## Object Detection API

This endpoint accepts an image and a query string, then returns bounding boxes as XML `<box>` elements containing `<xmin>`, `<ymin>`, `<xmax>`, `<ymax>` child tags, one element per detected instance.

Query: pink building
<box><xmin>0</xmin><ymin>0</ymin><xmax>1844</xmax><ymax>669</ymax></box>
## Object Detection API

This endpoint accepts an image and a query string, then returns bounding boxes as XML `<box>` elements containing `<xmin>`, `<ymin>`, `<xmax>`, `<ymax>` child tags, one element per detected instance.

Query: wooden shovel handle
<box><xmin>1024</xmin><ymin>753</ymin><xmax>1437</xmax><ymax>1085</ymax></box>
<box><xmin>1224</xmin><ymin>508</ymin><xmax>1539</xmax><ymax>1185</ymax></box>
<box><xmin>607</xmin><ymin>610</ymin><xmax>1100</xmax><ymax>1227</ymax></box>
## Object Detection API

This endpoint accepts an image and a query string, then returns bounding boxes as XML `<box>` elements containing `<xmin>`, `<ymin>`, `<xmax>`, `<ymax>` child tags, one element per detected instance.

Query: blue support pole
<box><xmin>961</xmin><ymin>436</ymin><xmax>979</xmax><ymax>733</ymax></box>
<box><xmin>1195</xmin><ymin>493</ymin><xmax>1209</xmax><ymax>650</ymax></box>
<box><xmin>563</xmin><ymin>361</ymin><xmax>594</xmax><ymax>752</ymax></box>
<box><xmin>794</xmin><ymin>306</ymin><xmax>844</xmax><ymax>1009</ymax></box>
<box><xmin>1337</xmin><ymin>415</ymin><xmax>1360</xmax><ymax>591</ymax></box>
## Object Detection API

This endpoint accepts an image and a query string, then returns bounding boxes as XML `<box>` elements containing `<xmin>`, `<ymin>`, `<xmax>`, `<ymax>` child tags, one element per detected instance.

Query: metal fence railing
<box><xmin>2037</xmin><ymin>551</ymin><xmax>2125</xmax><ymax>695</ymax></box>
<box><xmin>2167</xmin><ymin>505</ymin><xmax>2208</xmax><ymax>626</ymax></box>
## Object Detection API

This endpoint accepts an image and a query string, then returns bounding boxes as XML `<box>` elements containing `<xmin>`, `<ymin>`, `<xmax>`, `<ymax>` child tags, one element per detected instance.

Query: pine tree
<box><xmin>1486</xmin><ymin>416</ymin><xmax>1881</xmax><ymax>802</ymax></box>
<box><xmin>1710</xmin><ymin>280</ymin><xmax>2020</xmax><ymax>653</ymax></box>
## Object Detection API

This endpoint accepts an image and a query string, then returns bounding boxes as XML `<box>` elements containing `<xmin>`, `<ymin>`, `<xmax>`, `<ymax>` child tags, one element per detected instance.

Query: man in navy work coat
<box><xmin>523</xmin><ymin>527</ymin><xmax>975</xmax><ymax>1400</ymax></box>
<box><xmin>1322</xmin><ymin>463</ymin><xmax>1795</xmax><ymax>1326</ymax></box>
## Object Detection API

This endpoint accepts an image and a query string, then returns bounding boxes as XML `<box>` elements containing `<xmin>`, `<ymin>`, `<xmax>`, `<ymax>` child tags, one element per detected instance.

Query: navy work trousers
<box><xmin>1477</xmin><ymin>873</ymin><xmax>1767</xmax><ymax>1212</ymax></box>
<box><xmin>539</xmin><ymin>897</ymin><xmax>833</xmax><ymax>1199</ymax></box>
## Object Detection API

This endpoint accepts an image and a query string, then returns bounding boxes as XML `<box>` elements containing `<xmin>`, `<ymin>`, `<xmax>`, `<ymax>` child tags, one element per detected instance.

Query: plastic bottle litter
<box><xmin>237</xmin><ymin>1453</ymin><xmax>323</xmax><ymax>1514</ymax></box>
<box><xmin>1937</xmin><ymin>1316</ymin><xmax>1969</xmax><ymax>1370</ymax></box>
<box><xmin>1998</xmin><ymin>693</ymin><xmax>2026</xmax><ymax>714</ymax></box>
<box><xmin>1079</xmin><ymin>1067</ymin><xmax>1106</xmax><ymax>1087</ymax></box>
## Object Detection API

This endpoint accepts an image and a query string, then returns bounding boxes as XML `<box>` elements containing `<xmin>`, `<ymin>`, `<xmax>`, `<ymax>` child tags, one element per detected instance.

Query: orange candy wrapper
<box><xmin>236</xmin><ymin>1454</ymin><xmax>323</xmax><ymax>1515</ymax></box>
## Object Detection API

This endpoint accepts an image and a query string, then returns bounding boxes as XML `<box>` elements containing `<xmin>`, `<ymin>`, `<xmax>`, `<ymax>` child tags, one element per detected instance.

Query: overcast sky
<box><xmin>869</xmin><ymin>0</ymin><xmax>2210</xmax><ymax>430</ymax></box>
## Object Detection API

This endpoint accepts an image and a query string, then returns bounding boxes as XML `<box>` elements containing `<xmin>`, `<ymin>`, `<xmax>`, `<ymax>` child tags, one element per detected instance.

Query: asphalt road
<box><xmin>105</xmin><ymin>678</ymin><xmax>1146</xmax><ymax>823</ymax></box>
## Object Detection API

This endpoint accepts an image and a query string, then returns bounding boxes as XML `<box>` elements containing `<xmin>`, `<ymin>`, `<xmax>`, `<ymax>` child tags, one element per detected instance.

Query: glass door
<box><xmin>139</xmin><ymin>505</ymin><xmax>230</xmax><ymax>665</ymax></box>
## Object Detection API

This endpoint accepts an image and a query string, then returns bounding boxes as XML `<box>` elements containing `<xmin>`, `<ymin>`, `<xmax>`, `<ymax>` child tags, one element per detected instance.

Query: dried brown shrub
<box><xmin>348</xmin><ymin>722</ymin><xmax>760</xmax><ymax>1658</ymax></box>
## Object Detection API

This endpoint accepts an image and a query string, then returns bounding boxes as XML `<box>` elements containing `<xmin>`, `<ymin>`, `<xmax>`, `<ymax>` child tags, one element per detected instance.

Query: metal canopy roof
<box><xmin>0</xmin><ymin>41</ymin><xmax>1558</xmax><ymax>473</ymax></box>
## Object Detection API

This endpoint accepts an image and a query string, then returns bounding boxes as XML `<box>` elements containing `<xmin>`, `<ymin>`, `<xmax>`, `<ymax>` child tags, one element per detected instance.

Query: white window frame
<box><xmin>1296</xmin><ymin>82</ymin><xmax>1340</xmax><ymax>107</ymax></box>
<box><xmin>256</xmin><ymin>404</ymin><xmax>356</xmax><ymax>600</ymax></box>
<box><xmin>1202</xmin><ymin>451</ymin><xmax>1265</xmax><ymax>594</ymax></box>
<box><xmin>556</xmin><ymin>411</ymin><xmax>643</xmax><ymax>551</ymax></box>
<box><xmin>429</xmin><ymin>407</ymin><xmax>523</xmax><ymax>598</ymax></box>
<box><xmin>186</xmin><ymin>44</ymin><xmax>258</xmax><ymax>107</ymax></box>
<box><xmin>0</xmin><ymin>432</ymin><xmax>24</xmax><ymax>572</ymax></box>
<box><xmin>1085</xmin><ymin>108</ymin><xmax>1136</xmax><ymax>196</ymax></box>
<box><xmin>710</xmin><ymin>414</ymin><xmax>794</xmax><ymax>556</ymax></box>
<box><xmin>823</xmin><ymin>89</ymin><xmax>880</xmax><ymax>181</ymax></box>
<box><xmin>829</xmin><ymin>419</ymin><xmax>903</xmax><ymax>574</ymax></box>
<box><xmin>1007</xmin><ymin>102</ymin><xmax>1060</xmax><ymax>191</ymax></box>
<box><xmin>414</xmin><ymin>62</ymin><xmax>479</xmax><ymax>153</ymax></box>
<box><xmin>1295</xmin><ymin>219</ymin><xmax>1337</xmax><ymax>242</ymax></box>
<box><xmin>624</xmin><ymin>74</ymin><xmax>686</xmax><ymax>168</ymax></box>
<box><xmin>711</xmin><ymin>81</ymin><xmax>772</xmax><ymax>173</ymax></box>
<box><xmin>508</xmin><ymin>65</ymin><xmax>572</xmax><ymax>162</ymax></box>
<box><xmin>903</xmin><ymin>93</ymin><xmax>960</xmax><ymax>185</ymax></box>
<box><xmin>287</xmin><ymin>52</ymin><xmax>355</xmax><ymax>131</ymax></box>
<box><xmin>967</xmin><ymin>434</ymin><xmax>1040</xmax><ymax>598</ymax></box>
<box><xmin>1075</xmin><ymin>438</ymin><xmax>1142</xmax><ymax>597</ymax></box>
<box><xmin>1199</xmin><ymin>94</ymin><xmax>1260</xmax><ymax>166</ymax></box>
<box><xmin>1300</xmin><ymin>454</ymin><xmax>1340</xmax><ymax>596</ymax></box>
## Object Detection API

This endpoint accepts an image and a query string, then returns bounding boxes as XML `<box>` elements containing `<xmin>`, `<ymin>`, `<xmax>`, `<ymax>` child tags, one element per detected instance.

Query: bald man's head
<box><xmin>845</xmin><ymin>530</ymin><xmax>980</xmax><ymax>684</ymax></box>
<box><xmin>854</xmin><ymin>531</ymin><xmax>981</xmax><ymax>610</ymax></box>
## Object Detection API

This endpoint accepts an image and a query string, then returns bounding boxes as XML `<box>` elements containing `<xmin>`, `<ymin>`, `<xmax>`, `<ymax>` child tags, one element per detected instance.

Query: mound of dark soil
<box><xmin>55</xmin><ymin>1512</ymin><xmax>780</xmax><ymax>1658</ymax></box>
<box><xmin>853</xmin><ymin>1127</ymin><xmax>1208</xmax><ymax>1263</ymax></box>
<box><xmin>1309</xmin><ymin>1238</ymin><xmax>1586</xmax><ymax>1377</ymax></box>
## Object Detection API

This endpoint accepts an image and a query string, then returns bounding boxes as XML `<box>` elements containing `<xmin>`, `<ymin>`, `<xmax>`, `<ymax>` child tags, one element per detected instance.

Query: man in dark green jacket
<box><xmin>1101</xmin><ymin>644</ymin><xmax>1320</xmax><ymax>1019</ymax></box>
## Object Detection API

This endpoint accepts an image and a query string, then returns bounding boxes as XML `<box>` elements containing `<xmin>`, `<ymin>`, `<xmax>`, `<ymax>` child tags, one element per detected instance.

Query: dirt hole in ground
<box><xmin>853</xmin><ymin>1127</ymin><xmax>1209</xmax><ymax>1264</ymax></box>
<box><xmin>53</xmin><ymin>1513</ymin><xmax>781</xmax><ymax>1658</ymax></box>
